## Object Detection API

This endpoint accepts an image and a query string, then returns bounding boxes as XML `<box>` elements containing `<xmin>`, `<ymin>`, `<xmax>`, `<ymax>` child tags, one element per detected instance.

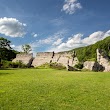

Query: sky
<box><xmin>0</xmin><ymin>0</ymin><xmax>110</xmax><ymax>55</ymax></box>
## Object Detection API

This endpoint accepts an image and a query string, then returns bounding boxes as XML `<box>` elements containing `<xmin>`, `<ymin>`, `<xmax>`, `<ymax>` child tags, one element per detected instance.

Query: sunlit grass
<box><xmin>0</xmin><ymin>69</ymin><xmax>110</xmax><ymax>110</ymax></box>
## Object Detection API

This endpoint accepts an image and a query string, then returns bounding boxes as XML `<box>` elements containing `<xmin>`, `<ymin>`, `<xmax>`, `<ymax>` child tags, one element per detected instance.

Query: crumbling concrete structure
<box><xmin>83</xmin><ymin>49</ymin><xmax>110</xmax><ymax>72</ymax></box>
<box><xmin>13</xmin><ymin>48</ymin><xmax>110</xmax><ymax>72</ymax></box>
<box><xmin>12</xmin><ymin>53</ymin><xmax>33</xmax><ymax>67</ymax></box>
<box><xmin>83</xmin><ymin>61</ymin><xmax>104</xmax><ymax>71</ymax></box>
<box><xmin>32</xmin><ymin>52</ymin><xmax>53</xmax><ymax>67</ymax></box>
<box><xmin>84</xmin><ymin>61</ymin><xmax>98</xmax><ymax>71</ymax></box>
<box><xmin>32</xmin><ymin>52</ymin><xmax>79</xmax><ymax>68</ymax></box>
<box><xmin>97</xmin><ymin>49</ymin><xmax>110</xmax><ymax>72</ymax></box>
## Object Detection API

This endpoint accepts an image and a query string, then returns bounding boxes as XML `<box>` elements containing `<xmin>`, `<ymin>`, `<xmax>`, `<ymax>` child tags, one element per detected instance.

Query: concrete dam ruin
<box><xmin>13</xmin><ymin>51</ymin><xmax>79</xmax><ymax>69</ymax></box>
<box><xmin>32</xmin><ymin>52</ymin><xmax>78</xmax><ymax>67</ymax></box>
<box><xmin>13</xmin><ymin>49</ymin><xmax>110</xmax><ymax>72</ymax></box>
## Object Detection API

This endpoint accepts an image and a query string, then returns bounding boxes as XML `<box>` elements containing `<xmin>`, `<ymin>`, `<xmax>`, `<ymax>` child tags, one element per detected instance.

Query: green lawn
<box><xmin>0</xmin><ymin>69</ymin><xmax>110</xmax><ymax>110</ymax></box>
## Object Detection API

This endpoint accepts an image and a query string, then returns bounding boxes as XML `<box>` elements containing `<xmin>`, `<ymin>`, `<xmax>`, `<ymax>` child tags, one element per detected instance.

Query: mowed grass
<box><xmin>0</xmin><ymin>69</ymin><xmax>110</xmax><ymax>110</ymax></box>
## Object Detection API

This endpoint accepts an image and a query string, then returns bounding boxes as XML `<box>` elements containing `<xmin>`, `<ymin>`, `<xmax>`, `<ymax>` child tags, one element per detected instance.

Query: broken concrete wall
<box><xmin>32</xmin><ymin>52</ymin><xmax>79</xmax><ymax>68</ymax></box>
<box><xmin>12</xmin><ymin>53</ymin><xmax>33</xmax><ymax>67</ymax></box>
<box><xmin>83</xmin><ymin>49</ymin><xmax>110</xmax><ymax>72</ymax></box>
<box><xmin>32</xmin><ymin>52</ymin><xmax>53</xmax><ymax>67</ymax></box>
<box><xmin>97</xmin><ymin>49</ymin><xmax>110</xmax><ymax>72</ymax></box>
<box><xmin>83</xmin><ymin>61</ymin><xmax>104</xmax><ymax>71</ymax></box>
<box><xmin>83</xmin><ymin>61</ymin><xmax>98</xmax><ymax>71</ymax></box>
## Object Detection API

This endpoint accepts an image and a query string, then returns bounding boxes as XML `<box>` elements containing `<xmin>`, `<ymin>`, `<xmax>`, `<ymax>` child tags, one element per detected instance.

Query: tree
<box><xmin>0</xmin><ymin>37</ymin><xmax>11</xmax><ymax>49</ymax></box>
<box><xmin>22</xmin><ymin>44</ymin><xmax>32</xmax><ymax>54</ymax></box>
<box><xmin>0</xmin><ymin>37</ymin><xmax>16</xmax><ymax>61</ymax></box>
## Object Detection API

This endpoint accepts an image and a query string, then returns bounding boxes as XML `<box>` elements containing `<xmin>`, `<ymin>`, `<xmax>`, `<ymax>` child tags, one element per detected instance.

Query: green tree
<box><xmin>0</xmin><ymin>37</ymin><xmax>16</xmax><ymax>61</ymax></box>
<box><xmin>0</xmin><ymin>37</ymin><xmax>11</xmax><ymax>49</ymax></box>
<box><xmin>22</xmin><ymin>44</ymin><xmax>32</xmax><ymax>54</ymax></box>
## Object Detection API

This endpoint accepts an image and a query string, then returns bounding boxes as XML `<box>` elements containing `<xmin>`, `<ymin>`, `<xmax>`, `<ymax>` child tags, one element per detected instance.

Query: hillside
<box><xmin>69</xmin><ymin>36</ymin><xmax>110</xmax><ymax>62</ymax></box>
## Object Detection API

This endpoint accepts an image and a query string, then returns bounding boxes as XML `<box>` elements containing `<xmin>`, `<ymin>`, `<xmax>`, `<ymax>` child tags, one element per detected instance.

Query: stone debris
<box><xmin>67</xmin><ymin>65</ymin><xmax>78</xmax><ymax>71</ymax></box>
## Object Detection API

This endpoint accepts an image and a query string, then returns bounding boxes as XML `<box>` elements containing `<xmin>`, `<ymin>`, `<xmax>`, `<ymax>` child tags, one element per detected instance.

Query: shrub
<box><xmin>74</xmin><ymin>63</ymin><xmax>83</xmax><ymax>69</ymax></box>
<box><xmin>1</xmin><ymin>60</ymin><xmax>12</xmax><ymax>68</ymax></box>
<box><xmin>50</xmin><ymin>62</ymin><xmax>66</xmax><ymax>70</ymax></box>
<box><xmin>36</xmin><ymin>62</ymin><xmax>66</xmax><ymax>70</ymax></box>
<box><xmin>1</xmin><ymin>60</ymin><xmax>27</xmax><ymax>68</ymax></box>
<box><xmin>87</xmin><ymin>58</ymin><xmax>96</xmax><ymax>61</ymax></box>
<box><xmin>36</xmin><ymin>63</ymin><xmax>50</xmax><ymax>69</ymax></box>
<box><xmin>11</xmin><ymin>62</ymin><xmax>27</xmax><ymax>68</ymax></box>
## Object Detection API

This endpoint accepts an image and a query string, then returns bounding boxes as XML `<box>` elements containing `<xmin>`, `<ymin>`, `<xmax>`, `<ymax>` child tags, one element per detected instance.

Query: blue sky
<box><xmin>0</xmin><ymin>0</ymin><xmax>110</xmax><ymax>54</ymax></box>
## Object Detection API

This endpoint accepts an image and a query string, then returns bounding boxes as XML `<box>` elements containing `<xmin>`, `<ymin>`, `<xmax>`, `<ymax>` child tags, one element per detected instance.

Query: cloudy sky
<box><xmin>0</xmin><ymin>0</ymin><xmax>110</xmax><ymax>54</ymax></box>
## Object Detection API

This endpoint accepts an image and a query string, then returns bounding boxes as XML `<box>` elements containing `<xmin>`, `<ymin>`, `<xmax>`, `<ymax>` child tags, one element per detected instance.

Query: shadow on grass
<box><xmin>0</xmin><ymin>68</ymin><xmax>26</xmax><ymax>70</ymax></box>
<box><xmin>0</xmin><ymin>68</ymin><xmax>13</xmax><ymax>70</ymax></box>
<box><xmin>0</xmin><ymin>72</ymin><xmax>13</xmax><ymax>75</ymax></box>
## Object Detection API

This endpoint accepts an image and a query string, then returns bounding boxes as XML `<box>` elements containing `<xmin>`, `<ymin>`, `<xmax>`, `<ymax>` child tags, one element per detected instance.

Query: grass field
<box><xmin>0</xmin><ymin>69</ymin><xmax>110</xmax><ymax>110</ymax></box>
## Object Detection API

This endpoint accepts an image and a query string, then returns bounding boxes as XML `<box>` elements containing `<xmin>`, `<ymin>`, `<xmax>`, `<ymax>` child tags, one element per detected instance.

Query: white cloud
<box><xmin>13</xmin><ymin>45</ymin><xmax>22</xmax><ymax>52</ymax></box>
<box><xmin>10</xmin><ymin>44</ymin><xmax>15</xmax><ymax>48</ymax></box>
<box><xmin>35</xmin><ymin>29</ymin><xmax>67</xmax><ymax>45</ymax></box>
<box><xmin>38</xmin><ymin>37</ymin><xmax>54</xmax><ymax>45</ymax></box>
<box><xmin>28</xmin><ymin>30</ymin><xmax>68</xmax><ymax>53</ymax></box>
<box><xmin>66</xmin><ymin>34</ymin><xmax>83</xmax><ymax>47</ymax></box>
<box><xmin>12</xmin><ymin>30</ymin><xmax>110</xmax><ymax>54</ymax></box>
<box><xmin>29</xmin><ymin>34</ymin><xmax>56</xmax><ymax>52</ymax></box>
<box><xmin>48</xmin><ymin>30</ymin><xmax>110</xmax><ymax>52</ymax></box>
<box><xmin>0</xmin><ymin>17</ymin><xmax>26</xmax><ymax>37</ymax></box>
<box><xmin>33</xmin><ymin>34</ymin><xmax>38</xmax><ymax>37</ymax></box>
<box><xmin>104</xmin><ymin>30</ymin><xmax>110</xmax><ymax>38</ymax></box>
<box><xmin>31</xmin><ymin>32</ymin><xmax>38</xmax><ymax>37</ymax></box>
<box><xmin>82</xmin><ymin>31</ymin><xmax>104</xmax><ymax>45</ymax></box>
<box><xmin>53</xmin><ymin>38</ymin><xmax>63</xmax><ymax>46</ymax></box>
<box><xmin>62</xmin><ymin>0</ymin><xmax>82</xmax><ymax>14</ymax></box>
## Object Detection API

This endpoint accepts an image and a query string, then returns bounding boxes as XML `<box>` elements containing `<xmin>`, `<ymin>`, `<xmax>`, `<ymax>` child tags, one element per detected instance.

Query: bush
<box><xmin>36</xmin><ymin>63</ymin><xmax>50</xmax><ymax>69</ymax></box>
<box><xmin>36</xmin><ymin>62</ymin><xmax>66</xmax><ymax>70</ymax></box>
<box><xmin>1</xmin><ymin>60</ymin><xmax>27</xmax><ymax>68</ymax></box>
<box><xmin>50</xmin><ymin>62</ymin><xmax>66</xmax><ymax>70</ymax></box>
<box><xmin>1</xmin><ymin>60</ymin><xmax>11</xmax><ymax>68</ymax></box>
<box><xmin>87</xmin><ymin>58</ymin><xmax>96</xmax><ymax>61</ymax></box>
<box><xmin>11</xmin><ymin>61</ymin><xmax>27</xmax><ymax>68</ymax></box>
<box><xmin>74</xmin><ymin>63</ymin><xmax>83</xmax><ymax>69</ymax></box>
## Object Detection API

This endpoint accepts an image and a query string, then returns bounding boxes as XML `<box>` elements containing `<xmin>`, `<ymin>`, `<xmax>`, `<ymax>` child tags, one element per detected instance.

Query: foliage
<box><xmin>70</xmin><ymin>36</ymin><xmax>110</xmax><ymax>62</ymax></box>
<box><xmin>86</xmin><ymin>58</ymin><xmax>96</xmax><ymax>61</ymax></box>
<box><xmin>50</xmin><ymin>62</ymin><xmax>66</xmax><ymax>70</ymax></box>
<box><xmin>0</xmin><ymin>37</ymin><xmax>17</xmax><ymax>61</ymax></box>
<box><xmin>37</xmin><ymin>62</ymin><xmax>66</xmax><ymax>70</ymax></box>
<box><xmin>36</xmin><ymin>63</ymin><xmax>50</xmax><ymax>69</ymax></box>
<box><xmin>0</xmin><ymin>69</ymin><xmax>110</xmax><ymax>110</ymax></box>
<box><xmin>74</xmin><ymin>63</ymin><xmax>83</xmax><ymax>69</ymax></box>
<box><xmin>22</xmin><ymin>44</ymin><xmax>32</xmax><ymax>54</ymax></box>
<box><xmin>0</xmin><ymin>37</ymin><xmax>11</xmax><ymax>49</ymax></box>
<box><xmin>0</xmin><ymin>48</ymin><xmax>17</xmax><ymax>61</ymax></box>
<box><xmin>1</xmin><ymin>60</ymin><xmax>27</xmax><ymax>68</ymax></box>
<box><xmin>1</xmin><ymin>60</ymin><xmax>11</xmax><ymax>68</ymax></box>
